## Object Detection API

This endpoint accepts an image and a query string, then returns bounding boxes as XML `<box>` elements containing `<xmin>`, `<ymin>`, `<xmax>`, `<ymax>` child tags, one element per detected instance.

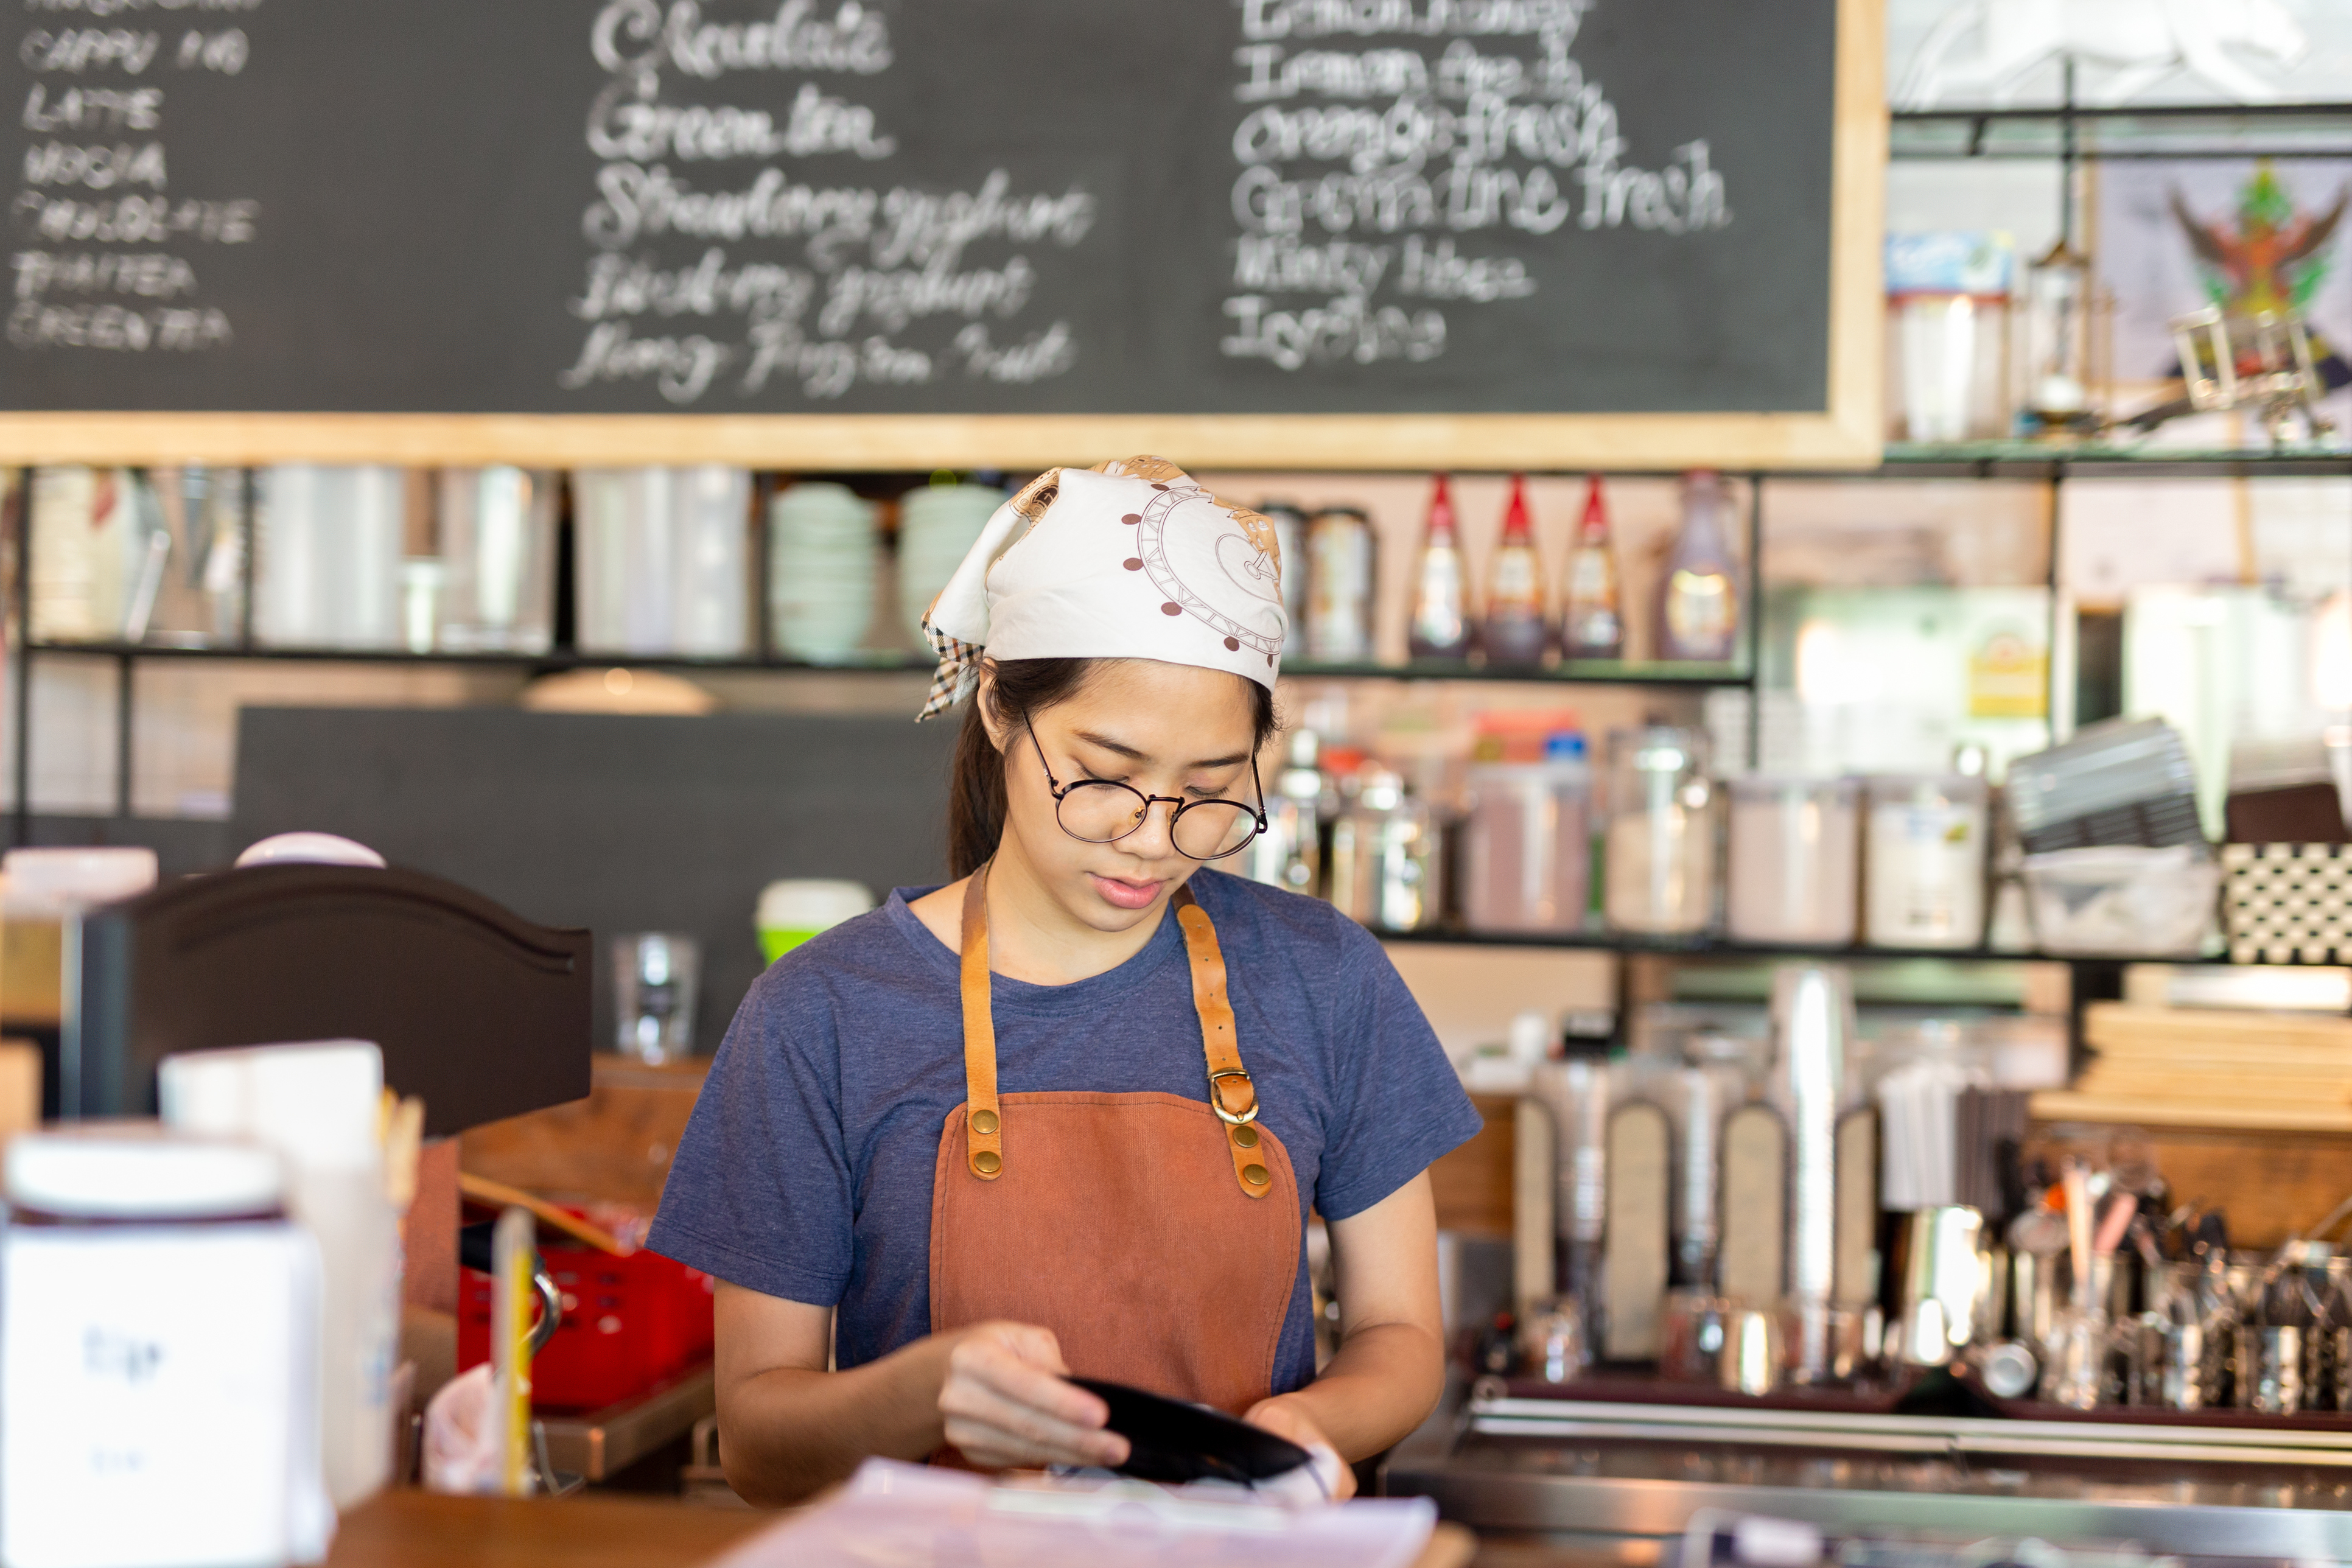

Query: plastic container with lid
<box><xmin>1865</xmin><ymin>775</ymin><xmax>1990</xmax><ymax>950</ymax></box>
<box><xmin>1463</xmin><ymin>733</ymin><xmax>1591</xmax><ymax>935</ymax></box>
<box><xmin>1726</xmin><ymin>777</ymin><xmax>1860</xmax><ymax>945</ymax></box>
<box><xmin>1329</xmin><ymin>766</ymin><xmax>1438</xmax><ymax>932</ymax></box>
<box><xmin>1604</xmin><ymin>726</ymin><xmax>1716</xmax><ymax>936</ymax></box>
<box><xmin>7</xmin><ymin>1122</ymin><xmax>284</xmax><ymax>1220</ymax></box>
<box><xmin>2</xmin><ymin>1125</ymin><xmax>331</xmax><ymax>1568</ymax></box>
<box><xmin>757</xmin><ymin>879</ymin><xmax>876</xmax><ymax>965</ymax></box>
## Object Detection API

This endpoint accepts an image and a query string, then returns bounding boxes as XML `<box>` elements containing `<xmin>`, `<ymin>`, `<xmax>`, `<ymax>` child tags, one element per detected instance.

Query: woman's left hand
<box><xmin>1242</xmin><ymin>1395</ymin><xmax>1355</xmax><ymax>1502</ymax></box>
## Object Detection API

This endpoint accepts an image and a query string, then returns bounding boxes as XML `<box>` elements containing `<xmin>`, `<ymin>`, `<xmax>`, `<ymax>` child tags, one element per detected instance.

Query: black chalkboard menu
<box><xmin>0</xmin><ymin>1</ymin><xmax>1885</xmax><ymax>467</ymax></box>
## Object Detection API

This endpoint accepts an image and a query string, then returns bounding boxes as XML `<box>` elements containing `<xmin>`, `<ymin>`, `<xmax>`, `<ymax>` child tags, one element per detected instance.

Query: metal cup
<box><xmin>1894</xmin><ymin>1206</ymin><xmax>1987</xmax><ymax>1366</ymax></box>
<box><xmin>1720</xmin><ymin>1307</ymin><xmax>1785</xmax><ymax>1396</ymax></box>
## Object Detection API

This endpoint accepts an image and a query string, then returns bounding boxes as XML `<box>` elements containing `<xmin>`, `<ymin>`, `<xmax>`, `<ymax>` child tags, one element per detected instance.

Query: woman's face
<box><xmin>983</xmin><ymin>659</ymin><xmax>1262</xmax><ymax>933</ymax></box>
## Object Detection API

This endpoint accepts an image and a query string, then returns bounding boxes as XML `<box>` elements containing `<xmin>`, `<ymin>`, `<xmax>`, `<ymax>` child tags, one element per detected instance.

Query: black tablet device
<box><xmin>1070</xmin><ymin>1377</ymin><xmax>1313</xmax><ymax>1486</ymax></box>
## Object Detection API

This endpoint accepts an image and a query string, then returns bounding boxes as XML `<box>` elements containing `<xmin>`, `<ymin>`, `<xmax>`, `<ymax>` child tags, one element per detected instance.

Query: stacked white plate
<box><xmin>770</xmin><ymin>481</ymin><xmax>877</xmax><ymax>662</ymax></box>
<box><xmin>897</xmin><ymin>483</ymin><xmax>1004</xmax><ymax>648</ymax></box>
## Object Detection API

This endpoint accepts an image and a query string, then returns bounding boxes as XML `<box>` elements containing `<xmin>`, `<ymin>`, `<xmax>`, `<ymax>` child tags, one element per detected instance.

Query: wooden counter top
<box><xmin>327</xmin><ymin>1488</ymin><xmax>1484</xmax><ymax>1567</ymax></box>
<box><xmin>326</xmin><ymin>1490</ymin><xmax>764</xmax><ymax>1568</ymax></box>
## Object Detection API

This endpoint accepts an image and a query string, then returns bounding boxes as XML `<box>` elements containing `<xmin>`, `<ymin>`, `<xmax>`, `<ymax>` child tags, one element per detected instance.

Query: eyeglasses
<box><xmin>1024</xmin><ymin>725</ymin><xmax>1267</xmax><ymax>862</ymax></box>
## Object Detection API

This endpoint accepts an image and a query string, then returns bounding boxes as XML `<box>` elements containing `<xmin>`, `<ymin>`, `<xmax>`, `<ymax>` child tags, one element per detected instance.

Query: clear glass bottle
<box><xmin>1244</xmin><ymin>729</ymin><xmax>1326</xmax><ymax>898</ymax></box>
<box><xmin>1654</xmin><ymin>471</ymin><xmax>1741</xmax><ymax>664</ymax></box>
<box><xmin>1405</xmin><ymin>474</ymin><xmax>1471</xmax><ymax>662</ymax></box>
<box><xmin>2017</xmin><ymin>236</ymin><xmax>2097</xmax><ymax>438</ymax></box>
<box><xmin>1559</xmin><ymin>473</ymin><xmax>1623</xmax><ymax>662</ymax></box>
<box><xmin>1480</xmin><ymin>473</ymin><xmax>1549</xmax><ymax>669</ymax></box>
<box><xmin>1329</xmin><ymin>766</ymin><xmax>1438</xmax><ymax>932</ymax></box>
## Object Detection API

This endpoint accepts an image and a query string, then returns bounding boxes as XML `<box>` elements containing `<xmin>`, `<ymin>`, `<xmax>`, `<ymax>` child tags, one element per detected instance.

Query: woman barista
<box><xmin>649</xmin><ymin>457</ymin><xmax>1482</xmax><ymax>1505</ymax></box>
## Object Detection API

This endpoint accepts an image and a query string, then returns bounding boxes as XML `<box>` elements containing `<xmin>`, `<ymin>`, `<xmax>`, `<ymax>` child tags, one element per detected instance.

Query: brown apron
<box><xmin>928</xmin><ymin>864</ymin><xmax>1303</xmax><ymax>1416</ymax></box>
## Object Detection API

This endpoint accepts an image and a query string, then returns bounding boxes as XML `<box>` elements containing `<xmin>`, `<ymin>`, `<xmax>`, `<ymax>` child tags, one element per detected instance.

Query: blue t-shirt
<box><xmin>647</xmin><ymin>868</ymin><xmax>1481</xmax><ymax>1395</ymax></box>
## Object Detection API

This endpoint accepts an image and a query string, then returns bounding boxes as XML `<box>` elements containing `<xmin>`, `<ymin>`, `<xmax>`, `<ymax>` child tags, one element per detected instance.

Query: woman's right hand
<box><xmin>937</xmin><ymin>1321</ymin><xmax>1130</xmax><ymax>1471</ymax></box>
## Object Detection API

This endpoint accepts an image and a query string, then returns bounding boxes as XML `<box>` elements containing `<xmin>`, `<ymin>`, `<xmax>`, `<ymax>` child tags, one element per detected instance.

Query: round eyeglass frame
<box><xmin>1024</xmin><ymin>725</ymin><xmax>1267</xmax><ymax>861</ymax></box>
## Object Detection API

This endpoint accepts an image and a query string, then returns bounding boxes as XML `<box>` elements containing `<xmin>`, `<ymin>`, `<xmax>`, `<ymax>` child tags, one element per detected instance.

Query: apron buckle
<box><xmin>1207</xmin><ymin>1068</ymin><xmax>1259</xmax><ymax>1125</ymax></box>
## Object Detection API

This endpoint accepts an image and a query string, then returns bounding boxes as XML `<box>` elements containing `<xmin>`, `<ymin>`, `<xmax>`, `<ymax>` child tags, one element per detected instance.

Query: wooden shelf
<box><xmin>27</xmin><ymin>640</ymin><xmax>1757</xmax><ymax>688</ymax></box>
<box><xmin>2029</xmin><ymin>1090</ymin><xmax>2352</xmax><ymax>1134</ymax></box>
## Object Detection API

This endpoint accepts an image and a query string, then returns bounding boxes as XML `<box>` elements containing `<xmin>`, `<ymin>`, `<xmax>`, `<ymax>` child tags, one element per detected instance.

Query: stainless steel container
<box><xmin>1893</xmin><ymin>1206</ymin><xmax>1986</xmax><ymax>1365</ymax></box>
<box><xmin>1328</xmin><ymin>767</ymin><xmax>1439</xmax><ymax>931</ymax></box>
<box><xmin>1242</xmin><ymin>729</ymin><xmax>1324</xmax><ymax>898</ymax></box>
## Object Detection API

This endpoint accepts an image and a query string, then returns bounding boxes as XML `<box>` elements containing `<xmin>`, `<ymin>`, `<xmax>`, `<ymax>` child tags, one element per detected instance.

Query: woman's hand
<box><xmin>937</xmin><ymin>1321</ymin><xmax>1130</xmax><ymax>1471</ymax></box>
<box><xmin>1244</xmin><ymin>1394</ymin><xmax>1356</xmax><ymax>1500</ymax></box>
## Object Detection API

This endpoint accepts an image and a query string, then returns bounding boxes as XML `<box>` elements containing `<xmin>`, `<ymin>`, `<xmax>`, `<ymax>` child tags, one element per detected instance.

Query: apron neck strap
<box><xmin>957</xmin><ymin>869</ymin><xmax>1272</xmax><ymax>1197</ymax></box>
<box><xmin>1169</xmin><ymin>884</ymin><xmax>1257</xmax><ymax>1126</ymax></box>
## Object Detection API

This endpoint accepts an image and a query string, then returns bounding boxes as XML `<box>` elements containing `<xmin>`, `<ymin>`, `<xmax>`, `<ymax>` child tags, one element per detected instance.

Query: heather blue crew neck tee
<box><xmin>647</xmin><ymin>867</ymin><xmax>1481</xmax><ymax>1395</ymax></box>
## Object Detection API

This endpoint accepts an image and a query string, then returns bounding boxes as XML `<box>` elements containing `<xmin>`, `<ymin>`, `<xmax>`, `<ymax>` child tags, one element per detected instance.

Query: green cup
<box><xmin>757</xmin><ymin>880</ymin><xmax>875</xmax><ymax>965</ymax></box>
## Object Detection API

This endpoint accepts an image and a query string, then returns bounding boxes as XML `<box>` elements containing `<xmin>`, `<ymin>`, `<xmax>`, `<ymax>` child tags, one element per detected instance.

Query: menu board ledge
<box><xmin>0</xmin><ymin>410</ymin><xmax>1885</xmax><ymax>472</ymax></box>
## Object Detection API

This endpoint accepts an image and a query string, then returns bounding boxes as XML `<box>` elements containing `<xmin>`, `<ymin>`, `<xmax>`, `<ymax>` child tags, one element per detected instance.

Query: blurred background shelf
<box><xmin>23</xmin><ymin>640</ymin><xmax>1756</xmax><ymax>688</ymax></box>
<box><xmin>1376</xmin><ymin>926</ymin><xmax>2162</xmax><ymax>968</ymax></box>
<box><xmin>1877</xmin><ymin>442</ymin><xmax>2352</xmax><ymax>472</ymax></box>
<box><xmin>2028</xmin><ymin>1090</ymin><xmax>2352</xmax><ymax>1134</ymax></box>
<box><xmin>1892</xmin><ymin>101</ymin><xmax>2352</xmax><ymax>161</ymax></box>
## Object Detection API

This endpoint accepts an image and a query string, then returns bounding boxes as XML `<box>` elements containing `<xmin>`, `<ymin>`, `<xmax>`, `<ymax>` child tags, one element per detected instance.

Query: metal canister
<box><xmin>2238</xmin><ymin>1325</ymin><xmax>2305</xmax><ymax>1415</ymax></box>
<box><xmin>1893</xmin><ymin>1206</ymin><xmax>1987</xmax><ymax>1365</ymax></box>
<box><xmin>1257</xmin><ymin>500</ymin><xmax>1311</xmax><ymax>632</ymax></box>
<box><xmin>2161</xmin><ymin>1317</ymin><xmax>2210</xmax><ymax>1410</ymax></box>
<box><xmin>1303</xmin><ymin>505</ymin><xmax>1376</xmax><ymax>663</ymax></box>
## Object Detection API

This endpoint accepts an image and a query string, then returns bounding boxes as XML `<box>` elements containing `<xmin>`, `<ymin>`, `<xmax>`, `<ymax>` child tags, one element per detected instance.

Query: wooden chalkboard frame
<box><xmin>0</xmin><ymin>0</ymin><xmax>1883</xmax><ymax>471</ymax></box>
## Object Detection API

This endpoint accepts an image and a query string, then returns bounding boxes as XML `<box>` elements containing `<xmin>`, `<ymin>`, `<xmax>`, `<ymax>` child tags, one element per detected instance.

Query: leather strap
<box><xmin>959</xmin><ymin>867</ymin><xmax>1003</xmax><ymax>1180</ymax></box>
<box><xmin>1171</xmin><ymin>885</ymin><xmax>1273</xmax><ymax>1200</ymax></box>
<box><xmin>958</xmin><ymin>870</ymin><xmax>1269</xmax><ymax>1198</ymax></box>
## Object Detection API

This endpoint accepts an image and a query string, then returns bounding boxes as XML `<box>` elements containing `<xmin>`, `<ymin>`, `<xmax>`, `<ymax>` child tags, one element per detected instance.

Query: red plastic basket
<box><xmin>458</xmin><ymin>1236</ymin><xmax>715</xmax><ymax>1412</ymax></box>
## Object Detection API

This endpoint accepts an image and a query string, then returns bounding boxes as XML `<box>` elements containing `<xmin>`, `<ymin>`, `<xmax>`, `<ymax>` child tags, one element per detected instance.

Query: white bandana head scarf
<box><xmin>917</xmin><ymin>456</ymin><xmax>1286</xmax><ymax>720</ymax></box>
